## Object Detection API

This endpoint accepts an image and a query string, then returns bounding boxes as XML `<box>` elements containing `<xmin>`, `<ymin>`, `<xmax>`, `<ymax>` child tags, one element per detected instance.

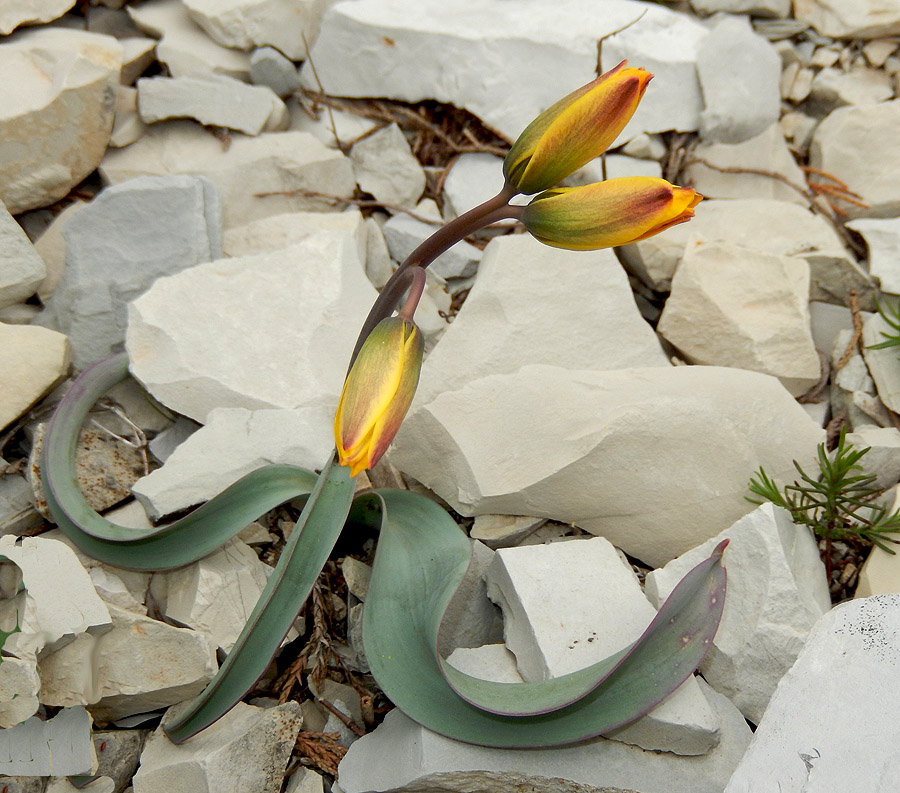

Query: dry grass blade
<box><xmin>294</xmin><ymin>731</ymin><xmax>348</xmax><ymax>777</ymax></box>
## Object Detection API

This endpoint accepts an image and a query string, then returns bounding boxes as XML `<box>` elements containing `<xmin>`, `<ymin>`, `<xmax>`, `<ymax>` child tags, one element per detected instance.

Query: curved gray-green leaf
<box><xmin>164</xmin><ymin>456</ymin><xmax>355</xmax><ymax>744</ymax></box>
<box><xmin>362</xmin><ymin>489</ymin><xmax>727</xmax><ymax>747</ymax></box>
<box><xmin>41</xmin><ymin>353</ymin><xmax>319</xmax><ymax>570</ymax></box>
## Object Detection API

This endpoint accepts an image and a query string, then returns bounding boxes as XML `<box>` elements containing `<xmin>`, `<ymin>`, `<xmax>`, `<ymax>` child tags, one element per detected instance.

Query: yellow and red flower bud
<box><xmin>334</xmin><ymin>316</ymin><xmax>424</xmax><ymax>477</ymax></box>
<box><xmin>520</xmin><ymin>177</ymin><xmax>702</xmax><ymax>250</ymax></box>
<box><xmin>503</xmin><ymin>61</ymin><xmax>652</xmax><ymax>196</ymax></box>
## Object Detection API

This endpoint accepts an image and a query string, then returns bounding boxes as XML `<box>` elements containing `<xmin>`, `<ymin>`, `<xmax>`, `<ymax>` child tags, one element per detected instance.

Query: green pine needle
<box><xmin>747</xmin><ymin>428</ymin><xmax>900</xmax><ymax>554</ymax></box>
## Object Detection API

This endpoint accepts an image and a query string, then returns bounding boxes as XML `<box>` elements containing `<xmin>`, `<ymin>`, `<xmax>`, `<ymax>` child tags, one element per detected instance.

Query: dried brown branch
<box><xmin>294</xmin><ymin>731</ymin><xmax>347</xmax><ymax>777</ymax></box>
<box><xmin>835</xmin><ymin>290</ymin><xmax>864</xmax><ymax>371</ymax></box>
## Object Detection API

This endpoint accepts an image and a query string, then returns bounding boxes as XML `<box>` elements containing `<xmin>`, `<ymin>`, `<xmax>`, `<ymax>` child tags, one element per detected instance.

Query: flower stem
<box><xmin>347</xmin><ymin>183</ymin><xmax>520</xmax><ymax>368</ymax></box>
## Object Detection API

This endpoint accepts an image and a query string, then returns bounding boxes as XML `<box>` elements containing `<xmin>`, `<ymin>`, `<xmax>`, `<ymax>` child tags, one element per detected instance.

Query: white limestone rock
<box><xmin>337</xmin><ymin>689</ymin><xmax>751</xmax><ymax>793</ymax></box>
<box><xmin>793</xmin><ymin>0</ymin><xmax>900</xmax><ymax>38</ymax></box>
<box><xmin>697</xmin><ymin>15</ymin><xmax>781</xmax><ymax>144</ymax></box>
<box><xmin>183</xmin><ymin>0</ymin><xmax>329</xmax><ymax>60</ymax></box>
<box><xmin>0</xmin><ymin>472</ymin><xmax>42</xmax><ymax>538</ymax></box>
<box><xmin>223</xmin><ymin>208</ymin><xmax>366</xmax><ymax>260</ymax></box>
<box><xmin>809</xmin><ymin>300</ymin><xmax>854</xmax><ymax>354</ymax></box>
<box><xmin>0</xmin><ymin>203</ymin><xmax>46</xmax><ymax>310</ymax></box>
<box><xmin>126</xmin><ymin>233</ymin><xmax>377</xmax><ymax>422</ymax></box>
<box><xmin>618</xmin><ymin>198</ymin><xmax>858</xmax><ymax>293</ymax></box>
<box><xmin>724</xmin><ymin>595</ymin><xmax>900</xmax><ymax>792</ymax></box>
<box><xmin>350</xmin><ymin>123</ymin><xmax>425</xmax><ymax>208</ymax></box>
<box><xmin>470</xmin><ymin>514</ymin><xmax>548</xmax><ymax>549</ymax></box>
<box><xmin>645</xmin><ymin>503</ymin><xmax>831</xmax><ymax>724</ymax></box>
<box><xmin>38</xmin><ymin>604</ymin><xmax>218</xmax><ymax>723</ymax></box>
<box><xmin>657</xmin><ymin>240</ymin><xmax>821</xmax><ymax>397</ymax></box>
<box><xmin>137</xmin><ymin>74</ymin><xmax>288</xmax><ymax>135</ymax></box>
<box><xmin>809</xmin><ymin>66</ymin><xmax>893</xmax><ymax>111</ymax></box>
<box><xmin>856</xmin><ymin>542</ymin><xmax>900</xmax><ymax>597</ymax></box>
<box><xmin>683</xmin><ymin>123</ymin><xmax>808</xmax><ymax>205</ymax></box>
<box><xmin>0</xmin><ymin>0</ymin><xmax>76</xmax><ymax>34</ymax></box>
<box><xmin>0</xmin><ymin>324</ymin><xmax>70</xmax><ymax>432</ymax></box>
<box><xmin>149</xmin><ymin>538</ymin><xmax>281</xmax><ymax>652</ymax></box>
<box><xmin>285</xmin><ymin>768</ymin><xmax>325</xmax><ymax>793</ymax></box>
<box><xmin>0</xmin><ymin>535</ymin><xmax>111</xmax><ymax>661</ymax></box>
<box><xmin>0</xmin><ymin>707</ymin><xmax>96</xmax><ymax>776</ymax></box>
<box><xmin>0</xmin><ymin>28</ymin><xmax>122</xmax><ymax>214</ymax></box>
<box><xmin>100</xmin><ymin>123</ymin><xmax>356</xmax><ymax>228</ymax></box>
<box><xmin>862</xmin><ymin>311</ymin><xmax>900</xmax><ymax>414</ymax></box>
<box><xmin>128</xmin><ymin>0</ymin><xmax>250</xmax><ymax>80</ymax></box>
<box><xmin>414</xmin><ymin>233</ymin><xmax>668</xmax><ymax>407</ymax></box>
<box><xmin>120</xmin><ymin>37</ymin><xmax>158</xmax><ymax>86</ymax></box>
<box><xmin>110</xmin><ymin>85</ymin><xmax>147</xmax><ymax>149</ymax></box>
<box><xmin>846</xmin><ymin>216</ymin><xmax>900</xmax><ymax>294</ymax></box>
<box><xmin>442</xmin><ymin>153</ymin><xmax>506</xmax><ymax>218</ymax></box>
<box><xmin>288</xmin><ymin>103</ymin><xmax>379</xmax><ymax>150</ymax></box>
<box><xmin>38</xmin><ymin>175</ymin><xmax>221</xmax><ymax>368</ymax></box>
<box><xmin>133</xmin><ymin>700</ymin><xmax>301</xmax><ymax>793</ymax></box>
<box><xmin>0</xmin><ymin>655</ymin><xmax>41</xmax><ymax>728</ymax></box>
<box><xmin>303</xmin><ymin>0</ymin><xmax>708</xmax><ymax>144</ymax></box>
<box><xmin>809</xmin><ymin>100</ymin><xmax>900</xmax><ymax>220</ymax></box>
<box><xmin>381</xmin><ymin>201</ymin><xmax>481</xmax><ymax>280</ymax></box>
<box><xmin>391</xmin><ymin>364</ymin><xmax>824</xmax><ymax>568</ymax></box>
<box><xmin>250</xmin><ymin>46</ymin><xmax>302</xmax><ymax>98</ymax></box>
<box><xmin>690</xmin><ymin>0</ymin><xmax>789</xmax><ymax>16</ymax></box>
<box><xmin>485</xmin><ymin>536</ymin><xmax>720</xmax><ymax>755</ymax></box>
<box><xmin>568</xmin><ymin>153</ymin><xmax>663</xmax><ymax>185</ymax></box>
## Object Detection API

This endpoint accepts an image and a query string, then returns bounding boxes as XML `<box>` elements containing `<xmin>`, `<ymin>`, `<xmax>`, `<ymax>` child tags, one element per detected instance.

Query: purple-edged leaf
<box><xmin>362</xmin><ymin>489</ymin><xmax>727</xmax><ymax>747</ymax></box>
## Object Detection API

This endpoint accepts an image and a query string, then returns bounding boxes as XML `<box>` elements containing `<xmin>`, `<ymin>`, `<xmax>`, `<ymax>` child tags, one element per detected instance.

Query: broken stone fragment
<box><xmin>38</xmin><ymin>605</ymin><xmax>217</xmax><ymax>723</ymax></box>
<box><xmin>645</xmin><ymin>503</ymin><xmax>831</xmax><ymax>724</ymax></box>
<box><xmin>132</xmin><ymin>700</ymin><xmax>301</xmax><ymax>793</ymax></box>
<box><xmin>0</xmin><ymin>707</ymin><xmax>96</xmax><ymax>776</ymax></box>
<box><xmin>350</xmin><ymin>123</ymin><xmax>426</xmax><ymax>208</ymax></box>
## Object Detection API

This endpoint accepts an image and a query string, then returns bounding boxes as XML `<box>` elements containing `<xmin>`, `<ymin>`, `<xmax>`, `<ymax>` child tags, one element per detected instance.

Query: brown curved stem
<box><xmin>347</xmin><ymin>183</ymin><xmax>519</xmax><ymax>367</ymax></box>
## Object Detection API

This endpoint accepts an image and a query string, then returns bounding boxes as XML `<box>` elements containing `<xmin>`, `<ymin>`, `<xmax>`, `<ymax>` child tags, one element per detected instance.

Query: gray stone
<box><xmin>845</xmin><ymin>426</ymin><xmax>900</xmax><ymax>490</ymax></box>
<box><xmin>382</xmin><ymin>201</ymin><xmax>481</xmax><ymax>280</ymax></box>
<box><xmin>183</xmin><ymin>0</ymin><xmax>327</xmax><ymax>60</ymax></box>
<box><xmin>39</xmin><ymin>175</ymin><xmax>221</xmax><ymax>368</ymax></box>
<box><xmin>391</xmin><ymin>364</ymin><xmax>824</xmax><ymax>568</ymax></box>
<box><xmin>126</xmin><ymin>232</ymin><xmax>376</xmax><ymax>423</ymax></box>
<box><xmin>438</xmin><ymin>540</ymin><xmax>504</xmax><ymax>657</ymax></box>
<box><xmin>0</xmin><ymin>203</ymin><xmax>46</xmax><ymax>310</ymax></box>
<box><xmin>137</xmin><ymin>74</ymin><xmax>289</xmax><ymax>136</ymax></box>
<box><xmin>0</xmin><ymin>707</ymin><xmax>96</xmax><ymax>776</ymax></box>
<box><xmin>110</xmin><ymin>86</ymin><xmax>147</xmax><ymax>149</ymax></box>
<box><xmin>285</xmin><ymin>768</ymin><xmax>325</xmax><ymax>793</ymax></box>
<box><xmin>645</xmin><ymin>503</ymin><xmax>831</xmax><ymax>724</ymax></box>
<box><xmin>0</xmin><ymin>0</ymin><xmax>76</xmax><ymax>34</ymax></box>
<box><xmin>697</xmin><ymin>15</ymin><xmax>781</xmax><ymax>143</ymax></box>
<box><xmin>0</xmin><ymin>28</ymin><xmax>122</xmax><ymax>214</ymax></box>
<box><xmin>337</xmin><ymin>686</ymin><xmax>751</xmax><ymax>793</ymax></box>
<box><xmin>809</xmin><ymin>100</ymin><xmax>900</xmax><ymax>219</ymax></box>
<box><xmin>0</xmin><ymin>323</ymin><xmax>70</xmax><ymax>431</ymax></box>
<box><xmin>133</xmin><ymin>701</ymin><xmax>301</xmax><ymax>793</ymax></box>
<box><xmin>414</xmin><ymin>233</ymin><xmax>668</xmax><ymax>407</ymax></box>
<box><xmin>92</xmin><ymin>729</ymin><xmax>145</xmax><ymax>793</ymax></box>
<box><xmin>0</xmin><ymin>473</ymin><xmax>42</xmax><ymax>538</ymax></box>
<box><xmin>683</xmin><ymin>123</ymin><xmax>808</xmax><ymax>205</ymax></box>
<box><xmin>223</xmin><ymin>208</ymin><xmax>366</xmax><ymax>259</ymax></box>
<box><xmin>131</xmin><ymin>407</ymin><xmax>335</xmax><ymax>519</ymax></box>
<box><xmin>657</xmin><ymin>240</ymin><xmax>821</xmax><ymax>397</ymax></box>
<box><xmin>567</xmin><ymin>154</ymin><xmax>662</xmax><ymax>186</ymax></box>
<box><xmin>33</xmin><ymin>200</ymin><xmax>87</xmax><ymax>303</ymax></box>
<box><xmin>618</xmin><ymin>197</ymin><xmax>856</xmax><ymax>293</ymax></box>
<box><xmin>128</xmin><ymin>0</ymin><xmax>251</xmax><ymax>80</ymax></box>
<box><xmin>793</xmin><ymin>0</ymin><xmax>900</xmax><ymax>38</ymax></box>
<box><xmin>303</xmin><ymin>0</ymin><xmax>708</xmax><ymax>145</ymax></box>
<box><xmin>250</xmin><ymin>46</ymin><xmax>302</xmax><ymax>98</ymax></box>
<box><xmin>100</xmin><ymin>123</ymin><xmax>356</xmax><ymax>229</ymax></box>
<box><xmin>38</xmin><ymin>604</ymin><xmax>217</xmax><ymax>723</ymax></box>
<box><xmin>724</xmin><ymin>595</ymin><xmax>900</xmax><ymax>792</ymax></box>
<box><xmin>470</xmin><ymin>514</ymin><xmax>547</xmax><ymax>549</ymax></box>
<box><xmin>350</xmin><ymin>123</ymin><xmax>426</xmax><ymax>208</ymax></box>
<box><xmin>342</xmin><ymin>557</ymin><xmax>372</xmax><ymax>601</ymax></box>
<box><xmin>442</xmin><ymin>153</ymin><xmax>506</xmax><ymax>218</ymax></box>
<box><xmin>148</xmin><ymin>416</ymin><xmax>201</xmax><ymax>464</ymax></box>
<box><xmin>846</xmin><ymin>216</ymin><xmax>900</xmax><ymax>294</ymax></box>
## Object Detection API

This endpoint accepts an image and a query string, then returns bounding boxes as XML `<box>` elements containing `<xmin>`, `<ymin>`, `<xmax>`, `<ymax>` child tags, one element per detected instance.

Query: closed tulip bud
<box><xmin>334</xmin><ymin>316</ymin><xmax>424</xmax><ymax>477</ymax></box>
<box><xmin>519</xmin><ymin>177</ymin><xmax>702</xmax><ymax>250</ymax></box>
<box><xmin>503</xmin><ymin>61</ymin><xmax>652</xmax><ymax>195</ymax></box>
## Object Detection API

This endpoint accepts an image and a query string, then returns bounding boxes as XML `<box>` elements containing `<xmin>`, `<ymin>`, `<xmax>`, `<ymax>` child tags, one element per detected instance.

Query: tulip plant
<box><xmin>41</xmin><ymin>61</ymin><xmax>726</xmax><ymax>752</ymax></box>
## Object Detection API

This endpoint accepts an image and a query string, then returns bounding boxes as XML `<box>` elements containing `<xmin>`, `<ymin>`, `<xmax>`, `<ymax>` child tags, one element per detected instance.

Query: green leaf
<box><xmin>41</xmin><ymin>353</ymin><xmax>319</xmax><ymax>570</ymax></box>
<box><xmin>361</xmin><ymin>489</ymin><xmax>727</xmax><ymax>747</ymax></box>
<box><xmin>163</xmin><ymin>456</ymin><xmax>355</xmax><ymax>744</ymax></box>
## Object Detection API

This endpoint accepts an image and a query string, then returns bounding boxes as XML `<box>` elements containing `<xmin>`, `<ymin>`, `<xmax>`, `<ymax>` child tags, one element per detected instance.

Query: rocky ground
<box><xmin>3</xmin><ymin>0</ymin><xmax>900</xmax><ymax>791</ymax></box>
